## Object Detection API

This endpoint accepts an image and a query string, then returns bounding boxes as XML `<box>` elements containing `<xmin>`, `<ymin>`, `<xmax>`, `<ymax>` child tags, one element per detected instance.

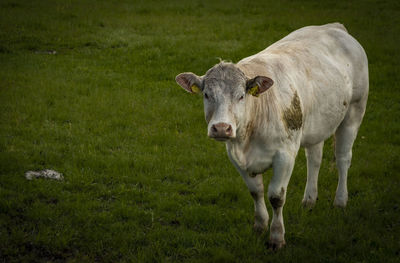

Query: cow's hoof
<box><xmin>301</xmin><ymin>198</ymin><xmax>316</xmax><ymax>209</ymax></box>
<box><xmin>268</xmin><ymin>239</ymin><xmax>286</xmax><ymax>251</ymax></box>
<box><xmin>333</xmin><ymin>198</ymin><xmax>347</xmax><ymax>208</ymax></box>
<box><xmin>334</xmin><ymin>191</ymin><xmax>348</xmax><ymax>208</ymax></box>
<box><xmin>253</xmin><ymin>222</ymin><xmax>268</xmax><ymax>234</ymax></box>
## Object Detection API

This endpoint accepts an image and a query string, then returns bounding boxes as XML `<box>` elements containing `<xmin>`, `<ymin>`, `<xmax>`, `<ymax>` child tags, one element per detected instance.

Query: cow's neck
<box><xmin>225</xmin><ymin>90</ymin><xmax>282</xmax><ymax>174</ymax></box>
<box><xmin>230</xmin><ymin>89</ymin><xmax>280</xmax><ymax>149</ymax></box>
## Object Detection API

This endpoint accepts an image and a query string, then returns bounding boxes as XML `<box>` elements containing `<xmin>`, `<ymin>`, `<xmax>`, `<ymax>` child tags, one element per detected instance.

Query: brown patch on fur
<box><xmin>250</xmin><ymin>191</ymin><xmax>258</xmax><ymax>199</ymax></box>
<box><xmin>282</xmin><ymin>91</ymin><xmax>302</xmax><ymax>132</ymax></box>
<box><xmin>269</xmin><ymin>196</ymin><xmax>283</xmax><ymax>208</ymax></box>
<box><xmin>269</xmin><ymin>188</ymin><xmax>285</xmax><ymax>209</ymax></box>
<box><xmin>245</xmin><ymin>120</ymin><xmax>255</xmax><ymax>138</ymax></box>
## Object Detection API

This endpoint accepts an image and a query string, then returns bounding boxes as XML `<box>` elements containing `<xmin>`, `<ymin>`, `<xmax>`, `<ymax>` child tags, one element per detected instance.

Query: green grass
<box><xmin>1</xmin><ymin>0</ymin><xmax>399</xmax><ymax>262</ymax></box>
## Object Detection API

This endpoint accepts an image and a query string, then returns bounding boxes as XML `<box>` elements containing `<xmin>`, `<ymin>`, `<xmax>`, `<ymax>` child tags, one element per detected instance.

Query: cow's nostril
<box><xmin>211</xmin><ymin>123</ymin><xmax>233</xmax><ymax>138</ymax></box>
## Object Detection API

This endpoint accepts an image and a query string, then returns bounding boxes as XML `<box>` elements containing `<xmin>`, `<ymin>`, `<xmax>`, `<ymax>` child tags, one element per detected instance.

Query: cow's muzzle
<box><xmin>209</xmin><ymin>122</ymin><xmax>233</xmax><ymax>141</ymax></box>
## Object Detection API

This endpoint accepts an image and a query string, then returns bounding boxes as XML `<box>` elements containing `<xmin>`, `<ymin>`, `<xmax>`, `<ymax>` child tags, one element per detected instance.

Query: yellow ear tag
<box><xmin>191</xmin><ymin>85</ymin><xmax>200</xmax><ymax>93</ymax></box>
<box><xmin>248</xmin><ymin>85</ymin><xmax>259</xmax><ymax>97</ymax></box>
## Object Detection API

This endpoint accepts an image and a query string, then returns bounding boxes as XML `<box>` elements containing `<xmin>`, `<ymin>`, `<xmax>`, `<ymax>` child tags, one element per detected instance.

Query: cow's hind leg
<box><xmin>334</xmin><ymin>101</ymin><xmax>366</xmax><ymax>207</ymax></box>
<box><xmin>302</xmin><ymin>141</ymin><xmax>324</xmax><ymax>208</ymax></box>
<box><xmin>241</xmin><ymin>173</ymin><xmax>269</xmax><ymax>232</ymax></box>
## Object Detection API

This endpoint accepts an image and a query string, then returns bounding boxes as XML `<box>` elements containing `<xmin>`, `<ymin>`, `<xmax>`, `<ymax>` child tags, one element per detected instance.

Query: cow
<box><xmin>175</xmin><ymin>23</ymin><xmax>368</xmax><ymax>249</ymax></box>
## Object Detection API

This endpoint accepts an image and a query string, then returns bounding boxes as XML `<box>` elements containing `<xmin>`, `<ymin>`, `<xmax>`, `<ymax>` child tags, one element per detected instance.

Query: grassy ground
<box><xmin>1</xmin><ymin>0</ymin><xmax>399</xmax><ymax>262</ymax></box>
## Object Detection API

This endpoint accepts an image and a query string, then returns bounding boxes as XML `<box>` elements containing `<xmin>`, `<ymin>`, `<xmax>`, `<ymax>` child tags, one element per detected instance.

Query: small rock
<box><xmin>25</xmin><ymin>169</ymin><xmax>63</xmax><ymax>181</ymax></box>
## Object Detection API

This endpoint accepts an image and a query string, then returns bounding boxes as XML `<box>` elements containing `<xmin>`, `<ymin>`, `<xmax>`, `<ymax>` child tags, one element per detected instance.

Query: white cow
<box><xmin>175</xmin><ymin>23</ymin><xmax>368</xmax><ymax>249</ymax></box>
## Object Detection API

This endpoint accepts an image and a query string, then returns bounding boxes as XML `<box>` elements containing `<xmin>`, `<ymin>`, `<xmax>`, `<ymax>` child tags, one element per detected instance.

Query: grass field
<box><xmin>1</xmin><ymin>0</ymin><xmax>399</xmax><ymax>262</ymax></box>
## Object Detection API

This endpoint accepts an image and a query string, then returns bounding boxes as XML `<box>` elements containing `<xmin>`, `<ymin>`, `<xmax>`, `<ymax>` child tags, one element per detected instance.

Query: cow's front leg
<box><xmin>268</xmin><ymin>151</ymin><xmax>296</xmax><ymax>249</ymax></box>
<box><xmin>240</xmin><ymin>172</ymin><xmax>269</xmax><ymax>232</ymax></box>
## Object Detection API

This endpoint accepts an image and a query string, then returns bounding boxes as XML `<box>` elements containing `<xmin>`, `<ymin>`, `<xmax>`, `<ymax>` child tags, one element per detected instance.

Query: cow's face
<box><xmin>176</xmin><ymin>62</ymin><xmax>273</xmax><ymax>142</ymax></box>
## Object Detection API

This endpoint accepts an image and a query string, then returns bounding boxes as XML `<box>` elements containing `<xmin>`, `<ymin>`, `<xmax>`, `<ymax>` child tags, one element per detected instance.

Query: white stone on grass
<box><xmin>25</xmin><ymin>169</ymin><xmax>63</xmax><ymax>181</ymax></box>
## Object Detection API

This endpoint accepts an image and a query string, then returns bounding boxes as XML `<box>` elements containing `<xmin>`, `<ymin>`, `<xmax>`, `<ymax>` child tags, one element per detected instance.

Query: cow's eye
<box><xmin>204</xmin><ymin>93</ymin><xmax>209</xmax><ymax>99</ymax></box>
<box><xmin>239</xmin><ymin>95</ymin><xmax>244</xmax><ymax>101</ymax></box>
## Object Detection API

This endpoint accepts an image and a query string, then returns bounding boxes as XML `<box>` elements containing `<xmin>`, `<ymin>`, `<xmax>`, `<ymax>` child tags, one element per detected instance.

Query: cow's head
<box><xmin>176</xmin><ymin>62</ymin><xmax>273</xmax><ymax>141</ymax></box>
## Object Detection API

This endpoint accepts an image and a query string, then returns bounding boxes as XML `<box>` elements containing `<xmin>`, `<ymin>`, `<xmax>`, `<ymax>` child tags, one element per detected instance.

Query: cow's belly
<box><xmin>300</xmin><ymin>84</ymin><xmax>352</xmax><ymax>147</ymax></box>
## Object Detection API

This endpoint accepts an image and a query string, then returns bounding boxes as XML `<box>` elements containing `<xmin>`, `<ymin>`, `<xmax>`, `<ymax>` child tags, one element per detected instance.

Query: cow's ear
<box><xmin>246</xmin><ymin>76</ymin><xmax>274</xmax><ymax>97</ymax></box>
<box><xmin>175</xmin><ymin>72</ymin><xmax>203</xmax><ymax>94</ymax></box>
